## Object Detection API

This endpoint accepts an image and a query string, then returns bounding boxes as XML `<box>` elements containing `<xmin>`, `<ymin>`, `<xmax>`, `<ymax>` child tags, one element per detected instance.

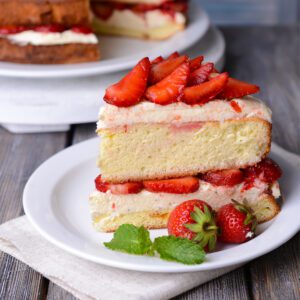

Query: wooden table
<box><xmin>0</xmin><ymin>26</ymin><xmax>299</xmax><ymax>300</ymax></box>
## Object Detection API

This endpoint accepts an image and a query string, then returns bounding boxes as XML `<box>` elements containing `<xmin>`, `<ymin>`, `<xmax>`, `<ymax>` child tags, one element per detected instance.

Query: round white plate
<box><xmin>23</xmin><ymin>139</ymin><xmax>300</xmax><ymax>273</ymax></box>
<box><xmin>0</xmin><ymin>1</ymin><xmax>209</xmax><ymax>79</ymax></box>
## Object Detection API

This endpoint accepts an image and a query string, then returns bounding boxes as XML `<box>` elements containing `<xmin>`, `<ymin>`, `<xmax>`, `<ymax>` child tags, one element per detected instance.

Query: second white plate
<box><xmin>23</xmin><ymin>139</ymin><xmax>300</xmax><ymax>273</ymax></box>
<box><xmin>0</xmin><ymin>1</ymin><xmax>209</xmax><ymax>79</ymax></box>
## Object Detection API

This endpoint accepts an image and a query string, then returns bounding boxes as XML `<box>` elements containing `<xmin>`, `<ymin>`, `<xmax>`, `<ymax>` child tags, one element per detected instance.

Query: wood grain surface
<box><xmin>0</xmin><ymin>26</ymin><xmax>299</xmax><ymax>300</ymax></box>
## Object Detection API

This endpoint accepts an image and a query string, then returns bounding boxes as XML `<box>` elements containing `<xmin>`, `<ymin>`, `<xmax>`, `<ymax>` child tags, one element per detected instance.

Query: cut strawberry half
<box><xmin>151</xmin><ymin>56</ymin><xmax>164</xmax><ymax>65</ymax></box>
<box><xmin>145</xmin><ymin>62</ymin><xmax>189</xmax><ymax>105</ymax></box>
<box><xmin>0</xmin><ymin>25</ymin><xmax>26</xmax><ymax>34</ymax></box>
<box><xmin>219</xmin><ymin>77</ymin><xmax>260</xmax><ymax>99</ymax></box>
<box><xmin>201</xmin><ymin>169</ymin><xmax>244</xmax><ymax>187</ymax></box>
<box><xmin>95</xmin><ymin>175</ymin><xmax>143</xmax><ymax>195</ymax></box>
<box><xmin>71</xmin><ymin>25</ymin><xmax>93</xmax><ymax>34</ymax></box>
<box><xmin>104</xmin><ymin>57</ymin><xmax>150</xmax><ymax>107</ymax></box>
<box><xmin>33</xmin><ymin>24</ymin><xmax>66</xmax><ymax>33</ymax></box>
<box><xmin>182</xmin><ymin>72</ymin><xmax>229</xmax><ymax>105</ymax></box>
<box><xmin>188</xmin><ymin>62</ymin><xmax>214</xmax><ymax>86</ymax></box>
<box><xmin>167</xmin><ymin>51</ymin><xmax>180</xmax><ymax>59</ymax></box>
<box><xmin>149</xmin><ymin>55</ymin><xmax>188</xmax><ymax>84</ymax></box>
<box><xmin>244</xmin><ymin>158</ymin><xmax>282</xmax><ymax>184</ymax></box>
<box><xmin>143</xmin><ymin>176</ymin><xmax>199</xmax><ymax>194</ymax></box>
<box><xmin>189</xmin><ymin>55</ymin><xmax>204</xmax><ymax>72</ymax></box>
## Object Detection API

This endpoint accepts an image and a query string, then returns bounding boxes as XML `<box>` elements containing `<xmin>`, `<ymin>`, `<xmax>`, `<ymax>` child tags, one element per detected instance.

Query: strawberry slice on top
<box><xmin>145</xmin><ymin>62</ymin><xmax>189</xmax><ymax>105</ymax></box>
<box><xmin>149</xmin><ymin>55</ymin><xmax>188</xmax><ymax>84</ymax></box>
<box><xmin>104</xmin><ymin>57</ymin><xmax>150</xmax><ymax>107</ymax></box>
<box><xmin>143</xmin><ymin>176</ymin><xmax>199</xmax><ymax>194</ymax></box>
<box><xmin>189</xmin><ymin>55</ymin><xmax>204</xmax><ymax>72</ymax></box>
<box><xmin>188</xmin><ymin>62</ymin><xmax>214</xmax><ymax>86</ymax></box>
<box><xmin>219</xmin><ymin>77</ymin><xmax>260</xmax><ymax>99</ymax></box>
<box><xmin>182</xmin><ymin>72</ymin><xmax>229</xmax><ymax>105</ymax></box>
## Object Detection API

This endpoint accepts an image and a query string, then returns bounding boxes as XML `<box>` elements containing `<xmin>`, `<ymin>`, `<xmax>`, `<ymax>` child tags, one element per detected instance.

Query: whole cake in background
<box><xmin>0</xmin><ymin>0</ymin><xmax>100</xmax><ymax>64</ymax></box>
<box><xmin>89</xmin><ymin>52</ymin><xmax>282</xmax><ymax>232</ymax></box>
<box><xmin>91</xmin><ymin>0</ymin><xmax>189</xmax><ymax>39</ymax></box>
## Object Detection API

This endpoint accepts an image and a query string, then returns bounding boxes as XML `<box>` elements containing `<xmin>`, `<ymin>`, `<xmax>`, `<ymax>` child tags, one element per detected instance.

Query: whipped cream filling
<box><xmin>94</xmin><ymin>9</ymin><xmax>185</xmax><ymax>30</ymax></box>
<box><xmin>90</xmin><ymin>180</ymin><xmax>280</xmax><ymax>216</ymax></box>
<box><xmin>98</xmin><ymin>96</ymin><xmax>272</xmax><ymax>129</ymax></box>
<box><xmin>2</xmin><ymin>30</ymin><xmax>98</xmax><ymax>46</ymax></box>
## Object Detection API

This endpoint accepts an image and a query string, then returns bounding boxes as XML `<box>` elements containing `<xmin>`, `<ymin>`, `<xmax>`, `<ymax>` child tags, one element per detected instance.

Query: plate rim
<box><xmin>23</xmin><ymin>139</ymin><xmax>300</xmax><ymax>273</ymax></box>
<box><xmin>0</xmin><ymin>1</ymin><xmax>209</xmax><ymax>79</ymax></box>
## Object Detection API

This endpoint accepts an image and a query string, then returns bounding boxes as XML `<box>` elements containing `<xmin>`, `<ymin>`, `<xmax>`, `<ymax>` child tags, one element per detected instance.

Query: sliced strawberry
<box><xmin>95</xmin><ymin>175</ymin><xmax>143</xmax><ymax>194</ymax></box>
<box><xmin>104</xmin><ymin>57</ymin><xmax>150</xmax><ymax>107</ymax></box>
<box><xmin>143</xmin><ymin>176</ymin><xmax>199</xmax><ymax>194</ymax></box>
<box><xmin>0</xmin><ymin>25</ymin><xmax>26</xmax><ymax>34</ymax></box>
<box><xmin>149</xmin><ymin>55</ymin><xmax>188</xmax><ymax>84</ymax></box>
<box><xmin>219</xmin><ymin>77</ymin><xmax>260</xmax><ymax>99</ymax></box>
<box><xmin>244</xmin><ymin>158</ymin><xmax>282</xmax><ymax>184</ymax></box>
<box><xmin>71</xmin><ymin>25</ymin><xmax>93</xmax><ymax>34</ymax></box>
<box><xmin>189</xmin><ymin>55</ymin><xmax>204</xmax><ymax>72</ymax></box>
<box><xmin>145</xmin><ymin>62</ymin><xmax>189</xmax><ymax>105</ymax></box>
<box><xmin>109</xmin><ymin>182</ymin><xmax>143</xmax><ymax>195</ymax></box>
<box><xmin>151</xmin><ymin>56</ymin><xmax>164</xmax><ymax>65</ymax></box>
<box><xmin>201</xmin><ymin>169</ymin><xmax>244</xmax><ymax>187</ymax></box>
<box><xmin>33</xmin><ymin>24</ymin><xmax>65</xmax><ymax>33</ymax></box>
<box><xmin>188</xmin><ymin>62</ymin><xmax>214</xmax><ymax>86</ymax></box>
<box><xmin>95</xmin><ymin>175</ymin><xmax>110</xmax><ymax>193</ymax></box>
<box><xmin>167</xmin><ymin>51</ymin><xmax>180</xmax><ymax>59</ymax></box>
<box><xmin>230</xmin><ymin>100</ymin><xmax>242</xmax><ymax>113</ymax></box>
<box><xmin>182</xmin><ymin>72</ymin><xmax>229</xmax><ymax>105</ymax></box>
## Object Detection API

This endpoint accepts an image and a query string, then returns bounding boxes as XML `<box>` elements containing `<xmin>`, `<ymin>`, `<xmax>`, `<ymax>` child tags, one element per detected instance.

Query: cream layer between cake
<box><xmin>97</xmin><ymin>96</ymin><xmax>272</xmax><ymax>129</ymax></box>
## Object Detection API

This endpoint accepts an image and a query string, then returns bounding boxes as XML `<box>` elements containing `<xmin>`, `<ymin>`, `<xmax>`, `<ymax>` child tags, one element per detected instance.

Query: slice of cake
<box><xmin>97</xmin><ymin>54</ymin><xmax>270</xmax><ymax>183</ymax></box>
<box><xmin>0</xmin><ymin>25</ymin><xmax>100</xmax><ymax>64</ymax></box>
<box><xmin>90</xmin><ymin>52</ymin><xmax>282</xmax><ymax>232</ymax></box>
<box><xmin>0</xmin><ymin>0</ymin><xmax>90</xmax><ymax>27</ymax></box>
<box><xmin>91</xmin><ymin>0</ymin><xmax>188</xmax><ymax>39</ymax></box>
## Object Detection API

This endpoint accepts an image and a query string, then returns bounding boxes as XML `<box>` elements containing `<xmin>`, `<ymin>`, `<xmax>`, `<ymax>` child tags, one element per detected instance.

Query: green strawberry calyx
<box><xmin>184</xmin><ymin>205</ymin><xmax>218</xmax><ymax>252</ymax></box>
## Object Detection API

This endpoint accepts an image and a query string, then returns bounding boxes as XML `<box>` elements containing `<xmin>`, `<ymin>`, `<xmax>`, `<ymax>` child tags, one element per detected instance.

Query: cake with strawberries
<box><xmin>0</xmin><ymin>0</ymin><xmax>100</xmax><ymax>64</ymax></box>
<box><xmin>91</xmin><ymin>0</ymin><xmax>188</xmax><ymax>39</ymax></box>
<box><xmin>89</xmin><ymin>52</ymin><xmax>282</xmax><ymax>232</ymax></box>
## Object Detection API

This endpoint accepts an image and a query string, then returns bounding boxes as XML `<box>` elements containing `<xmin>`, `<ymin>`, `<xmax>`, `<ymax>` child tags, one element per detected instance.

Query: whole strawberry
<box><xmin>167</xmin><ymin>199</ymin><xmax>218</xmax><ymax>251</ymax></box>
<box><xmin>216</xmin><ymin>200</ymin><xmax>257</xmax><ymax>243</ymax></box>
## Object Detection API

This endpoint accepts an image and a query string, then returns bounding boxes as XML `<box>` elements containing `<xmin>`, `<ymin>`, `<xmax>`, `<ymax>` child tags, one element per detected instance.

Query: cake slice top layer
<box><xmin>98</xmin><ymin>96</ymin><xmax>271</xmax><ymax>129</ymax></box>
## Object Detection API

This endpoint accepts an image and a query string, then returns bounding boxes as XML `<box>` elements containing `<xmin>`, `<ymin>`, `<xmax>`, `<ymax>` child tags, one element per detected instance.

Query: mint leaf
<box><xmin>104</xmin><ymin>224</ymin><xmax>152</xmax><ymax>255</ymax></box>
<box><xmin>153</xmin><ymin>236</ymin><xmax>205</xmax><ymax>265</ymax></box>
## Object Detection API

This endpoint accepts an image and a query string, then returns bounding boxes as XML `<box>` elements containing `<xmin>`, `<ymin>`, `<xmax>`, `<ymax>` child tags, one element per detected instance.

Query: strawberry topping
<box><xmin>143</xmin><ymin>176</ymin><xmax>199</xmax><ymax>194</ymax></box>
<box><xmin>0</xmin><ymin>25</ymin><xmax>26</xmax><ymax>34</ymax></box>
<box><xmin>145</xmin><ymin>62</ymin><xmax>189</xmax><ymax>105</ymax></box>
<box><xmin>149</xmin><ymin>55</ymin><xmax>188</xmax><ymax>84</ymax></box>
<box><xmin>201</xmin><ymin>169</ymin><xmax>244</xmax><ymax>187</ymax></box>
<box><xmin>188</xmin><ymin>62</ymin><xmax>214</xmax><ymax>86</ymax></box>
<box><xmin>167</xmin><ymin>51</ymin><xmax>180</xmax><ymax>59</ymax></box>
<box><xmin>71</xmin><ymin>25</ymin><xmax>93</xmax><ymax>34</ymax></box>
<box><xmin>182</xmin><ymin>72</ymin><xmax>229</xmax><ymax>105</ymax></box>
<box><xmin>151</xmin><ymin>56</ymin><xmax>164</xmax><ymax>65</ymax></box>
<box><xmin>219</xmin><ymin>77</ymin><xmax>260</xmax><ymax>99</ymax></box>
<box><xmin>33</xmin><ymin>24</ymin><xmax>66</xmax><ymax>33</ymax></box>
<box><xmin>230</xmin><ymin>100</ymin><xmax>242</xmax><ymax>113</ymax></box>
<box><xmin>104</xmin><ymin>57</ymin><xmax>150</xmax><ymax>107</ymax></box>
<box><xmin>95</xmin><ymin>175</ymin><xmax>143</xmax><ymax>195</ymax></box>
<box><xmin>189</xmin><ymin>55</ymin><xmax>204</xmax><ymax>72</ymax></box>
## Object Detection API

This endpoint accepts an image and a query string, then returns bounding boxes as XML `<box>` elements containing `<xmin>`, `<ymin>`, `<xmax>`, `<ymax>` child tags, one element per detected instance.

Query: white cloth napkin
<box><xmin>0</xmin><ymin>216</ymin><xmax>240</xmax><ymax>300</ymax></box>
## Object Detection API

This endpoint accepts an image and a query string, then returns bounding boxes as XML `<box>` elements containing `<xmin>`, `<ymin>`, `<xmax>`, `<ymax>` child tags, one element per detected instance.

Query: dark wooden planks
<box><xmin>0</xmin><ymin>127</ymin><xmax>68</xmax><ymax>300</ymax></box>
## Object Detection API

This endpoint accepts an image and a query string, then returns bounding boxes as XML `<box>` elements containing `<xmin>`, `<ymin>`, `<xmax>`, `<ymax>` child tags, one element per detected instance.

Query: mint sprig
<box><xmin>103</xmin><ymin>224</ymin><xmax>206</xmax><ymax>265</ymax></box>
<box><xmin>104</xmin><ymin>224</ymin><xmax>152</xmax><ymax>255</ymax></box>
<box><xmin>154</xmin><ymin>236</ymin><xmax>205</xmax><ymax>265</ymax></box>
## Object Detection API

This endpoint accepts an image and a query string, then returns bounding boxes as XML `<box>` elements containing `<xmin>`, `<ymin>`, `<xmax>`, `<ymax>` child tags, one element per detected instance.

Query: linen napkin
<box><xmin>0</xmin><ymin>216</ymin><xmax>240</xmax><ymax>300</ymax></box>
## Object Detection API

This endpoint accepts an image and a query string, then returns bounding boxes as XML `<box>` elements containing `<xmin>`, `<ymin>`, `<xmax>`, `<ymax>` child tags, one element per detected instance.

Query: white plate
<box><xmin>23</xmin><ymin>139</ymin><xmax>300</xmax><ymax>273</ymax></box>
<box><xmin>0</xmin><ymin>1</ymin><xmax>209</xmax><ymax>79</ymax></box>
